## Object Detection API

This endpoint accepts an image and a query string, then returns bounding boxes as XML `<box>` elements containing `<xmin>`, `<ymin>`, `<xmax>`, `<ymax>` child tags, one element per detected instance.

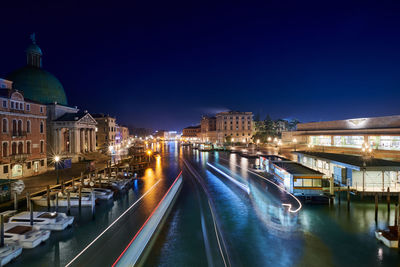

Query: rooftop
<box><xmin>294</xmin><ymin>151</ymin><xmax>400</xmax><ymax>169</ymax></box>
<box><xmin>55</xmin><ymin>112</ymin><xmax>87</xmax><ymax>122</ymax></box>
<box><xmin>273</xmin><ymin>161</ymin><xmax>324</xmax><ymax>176</ymax></box>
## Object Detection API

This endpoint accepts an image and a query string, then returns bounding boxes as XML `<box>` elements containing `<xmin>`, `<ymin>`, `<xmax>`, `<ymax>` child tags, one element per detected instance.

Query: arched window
<box><xmin>40</xmin><ymin>121</ymin><xmax>44</xmax><ymax>133</ymax></box>
<box><xmin>17</xmin><ymin>120</ymin><xmax>22</xmax><ymax>135</ymax></box>
<box><xmin>26</xmin><ymin>141</ymin><xmax>31</xmax><ymax>154</ymax></box>
<box><xmin>12</xmin><ymin>120</ymin><xmax>17</xmax><ymax>135</ymax></box>
<box><xmin>11</xmin><ymin>142</ymin><xmax>17</xmax><ymax>155</ymax></box>
<box><xmin>26</xmin><ymin>120</ymin><xmax>31</xmax><ymax>133</ymax></box>
<box><xmin>2</xmin><ymin>119</ymin><xmax>7</xmax><ymax>133</ymax></box>
<box><xmin>40</xmin><ymin>140</ymin><xmax>44</xmax><ymax>153</ymax></box>
<box><xmin>18</xmin><ymin>142</ymin><xmax>23</xmax><ymax>154</ymax></box>
<box><xmin>2</xmin><ymin>142</ymin><xmax>8</xmax><ymax>157</ymax></box>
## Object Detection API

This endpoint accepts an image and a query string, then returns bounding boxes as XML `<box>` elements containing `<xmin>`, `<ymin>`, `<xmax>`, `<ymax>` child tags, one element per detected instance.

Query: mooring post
<box><xmin>79</xmin><ymin>185</ymin><xmax>82</xmax><ymax>210</ymax></box>
<box><xmin>13</xmin><ymin>192</ymin><xmax>18</xmax><ymax>211</ymax></box>
<box><xmin>0</xmin><ymin>215</ymin><xmax>4</xmax><ymax>247</ymax></box>
<box><xmin>47</xmin><ymin>185</ymin><xmax>51</xmax><ymax>211</ymax></box>
<box><xmin>61</xmin><ymin>180</ymin><xmax>65</xmax><ymax>194</ymax></box>
<box><xmin>26</xmin><ymin>192</ymin><xmax>29</xmax><ymax>211</ymax></box>
<box><xmin>55</xmin><ymin>193</ymin><xmax>59</xmax><ymax>212</ymax></box>
<box><xmin>29</xmin><ymin>198</ymin><xmax>33</xmax><ymax>226</ymax></box>
<box><xmin>347</xmin><ymin>185</ymin><xmax>350</xmax><ymax>209</ymax></box>
<box><xmin>375</xmin><ymin>193</ymin><xmax>378</xmax><ymax>222</ymax></box>
<box><xmin>395</xmin><ymin>203</ymin><xmax>398</xmax><ymax>227</ymax></box>
<box><xmin>67</xmin><ymin>191</ymin><xmax>71</xmax><ymax>215</ymax></box>
<box><xmin>387</xmin><ymin>187</ymin><xmax>391</xmax><ymax>213</ymax></box>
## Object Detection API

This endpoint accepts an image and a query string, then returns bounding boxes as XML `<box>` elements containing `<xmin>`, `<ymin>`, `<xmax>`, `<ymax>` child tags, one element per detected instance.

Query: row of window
<box><xmin>224</xmin><ymin>121</ymin><xmax>251</xmax><ymax>125</ymax></box>
<box><xmin>224</xmin><ymin>133</ymin><xmax>251</xmax><ymax>137</ymax></box>
<box><xmin>2</xmin><ymin>119</ymin><xmax>44</xmax><ymax>134</ymax></box>
<box><xmin>2</xmin><ymin>100</ymin><xmax>44</xmax><ymax>113</ymax></box>
<box><xmin>223</xmin><ymin>116</ymin><xmax>251</xmax><ymax>120</ymax></box>
<box><xmin>223</xmin><ymin>126</ymin><xmax>252</xmax><ymax>130</ymax></box>
<box><xmin>2</xmin><ymin>140</ymin><xmax>45</xmax><ymax>157</ymax></box>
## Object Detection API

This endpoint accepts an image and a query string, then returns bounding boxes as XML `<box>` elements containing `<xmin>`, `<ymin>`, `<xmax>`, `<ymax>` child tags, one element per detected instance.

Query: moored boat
<box><xmin>8</xmin><ymin>211</ymin><xmax>74</xmax><ymax>231</ymax></box>
<box><xmin>4</xmin><ymin>224</ymin><xmax>50</xmax><ymax>249</ymax></box>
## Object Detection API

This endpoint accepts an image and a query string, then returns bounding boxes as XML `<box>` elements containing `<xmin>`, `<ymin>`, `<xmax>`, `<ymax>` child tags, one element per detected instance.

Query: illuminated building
<box><xmin>92</xmin><ymin>114</ymin><xmax>117</xmax><ymax>152</ymax></box>
<box><xmin>282</xmin><ymin>115</ymin><xmax>400</xmax><ymax>160</ymax></box>
<box><xmin>182</xmin><ymin>125</ymin><xmax>200</xmax><ymax>141</ymax></box>
<box><xmin>0</xmin><ymin>78</ymin><xmax>47</xmax><ymax>178</ymax></box>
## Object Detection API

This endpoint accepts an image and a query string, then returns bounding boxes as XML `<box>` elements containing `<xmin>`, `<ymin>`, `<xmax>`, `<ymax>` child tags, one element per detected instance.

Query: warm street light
<box><xmin>147</xmin><ymin>149</ymin><xmax>152</xmax><ymax>162</ymax></box>
<box><xmin>256</xmin><ymin>139</ymin><xmax>260</xmax><ymax>144</ymax></box>
<box><xmin>54</xmin><ymin>155</ymin><xmax>60</xmax><ymax>184</ymax></box>
<box><xmin>267</xmin><ymin>137</ymin><xmax>272</xmax><ymax>142</ymax></box>
<box><xmin>293</xmin><ymin>138</ymin><xmax>297</xmax><ymax>151</ymax></box>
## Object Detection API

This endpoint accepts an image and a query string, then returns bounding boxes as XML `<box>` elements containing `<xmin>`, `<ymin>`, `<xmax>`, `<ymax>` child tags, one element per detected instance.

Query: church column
<box><xmin>69</xmin><ymin>128</ymin><xmax>73</xmax><ymax>153</ymax></box>
<box><xmin>90</xmin><ymin>129</ymin><xmax>96</xmax><ymax>152</ymax></box>
<box><xmin>80</xmin><ymin>129</ymin><xmax>85</xmax><ymax>153</ymax></box>
<box><xmin>53</xmin><ymin>128</ymin><xmax>59</xmax><ymax>154</ymax></box>
<box><xmin>58</xmin><ymin>129</ymin><xmax>62</xmax><ymax>154</ymax></box>
<box><xmin>87</xmin><ymin>129</ymin><xmax>91</xmax><ymax>153</ymax></box>
<box><xmin>74</xmin><ymin>128</ymin><xmax>80</xmax><ymax>154</ymax></box>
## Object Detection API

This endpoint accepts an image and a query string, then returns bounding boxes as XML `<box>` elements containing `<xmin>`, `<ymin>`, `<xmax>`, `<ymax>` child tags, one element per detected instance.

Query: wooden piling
<box><xmin>47</xmin><ymin>185</ymin><xmax>51</xmax><ymax>211</ymax></box>
<box><xmin>29</xmin><ymin>197</ymin><xmax>33</xmax><ymax>226</ymax></box>
<box><xmin>375</xmin><ymin>193</ymin><xmax>378</xmax><ymax>222</ymax></box>
<box><xmin>67</xmin><ymin>191</ymin><xmax>71</xmax><ymax>215</ymax></box>
<box><xmin>0</xmin><ymin>215</ymin><xmax>4</xmax><ymax>247</ymax></box>
<box><xmin>61</xmin><ymin>180</ymin><xmax>65</xmax><ymax>194</ymax></box>
<box><xmin>78</xmin><ymin>185</ymin><xmax>82</xmax><ymax>210</ymax></box>
<box><xmin>347</xmin><ymin>185</ymin><xmax>350</xmax><ymax>209</ymax></box>
<box><xmin>55</xmin><ymin>193</ymin><xmax>59</xmax><ymax>212</ymax></box>
<box><xmin>13</xmin><ymin>192</ymin><xmax>18</xmax><ymax>211</ymax></box>
<box><xmin>395</xmin><ymin>203</ymin><xmax>398</xmax><ymax>227</ymax></box>
<box><xmin>26</xmin><ymin>192</ymin><xmax>29</xmax><ymax>211</ymax></box>
<box><xmin>387</xmin><ymin>187</ymin><xmax>391</xmax><ymax>212</ymax></box>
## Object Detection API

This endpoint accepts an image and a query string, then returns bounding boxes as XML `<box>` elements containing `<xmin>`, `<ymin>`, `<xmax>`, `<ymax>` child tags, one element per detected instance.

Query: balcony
<box><xmin>9</xmin><ymin>153</ymin><xmax>30</xmax><ymax>162</ymax></box>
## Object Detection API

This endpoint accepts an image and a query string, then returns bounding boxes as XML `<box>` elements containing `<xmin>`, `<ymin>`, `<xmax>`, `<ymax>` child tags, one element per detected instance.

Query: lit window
<box><xmin>26</xmin><ymin>104</ymin><xmax>30</xmax><ymax>111</ymax></box>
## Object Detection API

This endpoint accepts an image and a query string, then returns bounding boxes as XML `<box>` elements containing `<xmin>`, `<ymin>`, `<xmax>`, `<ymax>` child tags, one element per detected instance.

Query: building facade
<box><xmin>216</xmin><ymin>111</ymin><xmax>253</xmax><ymax>144</ymax></box>
<box><xmin>0</xmin><ymin>78</ymin><xmax>47</xmax><ymax>178</ymax></box>
<box><xmin>282</xmin><ymin>115</ymin><xmax>400</xmax><ymax>160</ymax></box>
<box><xmin>200</xmin><ymin>116</ymin><xmax>217</xmax><ymax>143</ymax></box>
<box><xmin>47</xmin><ymin>104</ymin><xmax>97</xmax><ymax>162</ymax></box>
<box><xmin>182</xmin><ymin>125</ymin><xmax>201</xmax><ymax>141</ymax></box>
<box><xmin>116</xmin><ymin>125</ymin><xmax>130</xmax><ymax>146</ymax></box>
<box><xmin>93</xmin><ymin>114</ymin><xmax>117</xmax><ymax>152</ymax></box>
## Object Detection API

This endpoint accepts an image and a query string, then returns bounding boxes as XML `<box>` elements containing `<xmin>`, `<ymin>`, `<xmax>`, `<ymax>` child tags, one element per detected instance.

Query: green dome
<box><xmin>6</xmin><ymin>66</ymin><xmax>68</xmax><ymax>105</ymax></box>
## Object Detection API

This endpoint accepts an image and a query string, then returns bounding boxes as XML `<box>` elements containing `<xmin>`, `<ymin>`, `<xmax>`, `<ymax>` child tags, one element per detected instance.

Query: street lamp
<box><xmin>277</xmin><ymin>140</ymin><xmax>282</xmax><ymax>154</ymax></box>
<box><xmin>293</xmin><ymin>138</ymin><xmax>297</xmax><ymax>151</ymax></box>
<box><xmin>146</xmin><ymin>149</ymin><xmax>152</xmax><ymax>162</ymax></box>
<box><xmin>54</xmin><ymin>156</ymin><xmax>60</xmax><ymax>184</ymax></box>
<box><xmin>267</xmin><ymin>137</ymin><xmax>272</xmax><ymax>143</ymax></box>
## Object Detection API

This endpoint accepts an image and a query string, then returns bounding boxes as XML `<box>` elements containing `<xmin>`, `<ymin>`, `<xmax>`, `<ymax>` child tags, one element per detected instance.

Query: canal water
<box><xmin>146</xmin><ymin>146</ymin><xmax>400</xmax><ymax>267</ymax></box>
<box><xmin>9</xmin><ymin>142</ymin><xmax>400</xmax><ymax>266</ymax></box>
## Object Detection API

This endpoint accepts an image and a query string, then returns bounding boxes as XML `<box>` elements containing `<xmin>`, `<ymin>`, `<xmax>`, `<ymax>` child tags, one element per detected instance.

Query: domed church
<box><xmin>7</xmin><ymin>33</ymin><xmax>68</xmax><ymax>106</ymax></box>
<box><xmin>6</xmin><ymin>34</ymin><xmax>98</xmax><ymax>163</ymax></box>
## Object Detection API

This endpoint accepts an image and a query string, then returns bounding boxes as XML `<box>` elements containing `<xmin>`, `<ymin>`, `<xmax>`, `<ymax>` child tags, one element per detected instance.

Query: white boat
<box><xmin>4</xmin><ymin>223</ymin><xmax>50</xmax><ymax>249</ymax></box>
<box><xmin>0</xmin><ymin>245</ymin><xmax>22</xmax><ymax>266</ymax></box>
<box><xmin>31</xmin><ymin>192</ymin><xmax>94</xmax><ymax>207</ymax></box>
<box><xmin>375</xmin><ymin>230</ymin><xmax>399</xmax><ymax>248</ymax></box>
<box><xmin>8</xmin><ymin>211</ymin><xmax>74</xmax><ymax>231</ymax></box>
<box><xmin>81</xmin><ymin>188</ymin><xmax>114</xmax><ymax>200</ymax></box>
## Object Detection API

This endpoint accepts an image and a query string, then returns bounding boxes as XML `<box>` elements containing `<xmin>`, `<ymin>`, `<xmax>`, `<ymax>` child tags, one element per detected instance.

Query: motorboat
<box><xmin>4</xmin><ymin>223</ymin><xmax>50</xmax><ymax>249</ymax></box>
<box><xmin>31</xmin><ymin>192</ymin><xmax>94</xmax><ymax>207</ymax></box>
<box><xmin>80</xmin><ymin>188</ymin><xmax>114</xmax><ymax>200</ymax></box>
<box><xmin>8</xmin><ymin>211</ymin><xmax>74</xmax><ymax>231</ymax></box>
<box><xmin>0</xmin><ymin>245</ymin><xmax>22</xmax><ymax>266</ymax></box>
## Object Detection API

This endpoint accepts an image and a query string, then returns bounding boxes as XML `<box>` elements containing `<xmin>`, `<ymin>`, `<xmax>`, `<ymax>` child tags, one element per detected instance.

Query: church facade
<box><xmin>5</xmin><ymin>34</ymin><xmax>98</xmax><ymax>168</ymax></box>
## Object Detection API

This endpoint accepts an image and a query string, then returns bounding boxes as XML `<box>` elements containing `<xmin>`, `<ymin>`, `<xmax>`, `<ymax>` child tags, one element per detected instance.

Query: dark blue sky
<box><xmin>2</xmin><ymin>0</ymin><xmax>400</xmax><ymax>131</ymax></box>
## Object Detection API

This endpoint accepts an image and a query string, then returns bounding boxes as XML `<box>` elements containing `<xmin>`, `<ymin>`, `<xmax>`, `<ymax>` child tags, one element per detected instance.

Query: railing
<box><xmin>351</xmin><ymin>182</ymin><xmax>400</xmax><ymax>192</ymax></box>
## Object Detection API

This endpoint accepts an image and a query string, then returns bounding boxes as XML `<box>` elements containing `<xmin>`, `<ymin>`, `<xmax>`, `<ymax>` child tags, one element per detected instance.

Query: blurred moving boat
<box><xmin>31</xmin><ymin>192</ymin><xmax>94</xmax><ymax>207</ymax></box>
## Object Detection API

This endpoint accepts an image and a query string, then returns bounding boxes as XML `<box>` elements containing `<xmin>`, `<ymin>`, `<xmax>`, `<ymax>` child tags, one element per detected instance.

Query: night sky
<box><xmin>2</xmin><ymin>1</ymin><xmax>400</xmax><ymax>131</ymax></box>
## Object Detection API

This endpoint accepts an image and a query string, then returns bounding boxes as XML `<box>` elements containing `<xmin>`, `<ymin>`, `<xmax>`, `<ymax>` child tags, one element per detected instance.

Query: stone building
<box><xmin>0</xmin><ymin>78</ymin><xmax>47</xmax><ymax>178</ymax></box>
<box><xmin>216</xmin><ymin>111</ymin><xmax>253</xmax><ymax>144</ymax></box>
<box><xmin>6</xmin><ymin>34</ymin><xmax>97</xmax><ymax>163</ymax></box>
<box><xmin>200</xmin><ymin>116</ymin><xmax>217</xmax><ymax>143</ymax></box>
<box><xmin>93</xmin><ymin>114</ymin><xmax>117</xmax><ymax>152</ymax></box>
<box><xmin>116</xmin><ymin>125</ymin><xmax>130</xmax><ymax>146</ymax></box>
<box><xmin>182</xmin><ymin>125</ymin><xmax>201</xmax><ymax>141</ymax></box>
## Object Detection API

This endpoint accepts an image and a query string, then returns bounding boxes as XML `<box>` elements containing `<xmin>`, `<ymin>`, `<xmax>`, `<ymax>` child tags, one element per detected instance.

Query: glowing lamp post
<box><xmin>55</xmin><ymin>156</ymin><xmax>60</xmax><ymax>184</ymax></box>
<box><xmin>146</xmin><ymin>149</ymin><xmax>152</xmax><ymax>162</ymax></box>
<box><xmin>278</xmin><ymin>140</ymin><xmax>282</xmax><ymax>154</ymax></box>
<box><xmin>293</xmin><ymin>138</ymin><xmax>297</xmax><ymax>151</ymax></box>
